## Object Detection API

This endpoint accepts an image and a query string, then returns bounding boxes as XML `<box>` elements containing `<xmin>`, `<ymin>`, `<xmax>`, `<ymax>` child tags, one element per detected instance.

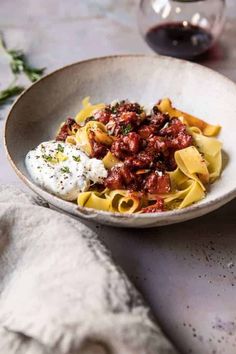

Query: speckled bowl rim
<box><xmin>4</xmin><ymin>54</ymin><xmax>236</xmax><ymax>222</ymax></box>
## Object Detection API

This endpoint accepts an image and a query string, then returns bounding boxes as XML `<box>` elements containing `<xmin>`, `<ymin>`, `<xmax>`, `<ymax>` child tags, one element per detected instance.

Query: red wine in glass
<box><xmin>145</xmin><ymin>22</ymin><xmax>213</xmax><ymax>59</ymax></box>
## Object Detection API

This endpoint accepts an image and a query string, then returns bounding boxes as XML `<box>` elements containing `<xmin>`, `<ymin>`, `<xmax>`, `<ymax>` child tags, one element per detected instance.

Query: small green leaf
<box><xmin>61</xmin><ymin>166</ymin><xmax>70</xmax><ymax>174</ymax></box>
<box><xmin>56</xmin><ymin>144</ymin><xmax>64</xmax><ymax>153</ymax></box>
<box><xmin>72</xmin><ymin>155</ymin><xmax>81</xmax><ymax>162</ymax></box>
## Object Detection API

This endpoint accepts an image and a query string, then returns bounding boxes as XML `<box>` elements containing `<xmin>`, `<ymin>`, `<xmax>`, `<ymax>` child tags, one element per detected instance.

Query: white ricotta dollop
<box><xmin>25</xmin><ymin>141</ymin><xmax>108</xmax><ymax>201</ymax></box>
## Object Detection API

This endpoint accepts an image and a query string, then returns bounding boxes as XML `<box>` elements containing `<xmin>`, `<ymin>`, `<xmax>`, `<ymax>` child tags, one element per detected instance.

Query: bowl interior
<box><xmin>4</xmin><ymin>56</ymin><xmax>236</xmax><ymax>227</ymax></box>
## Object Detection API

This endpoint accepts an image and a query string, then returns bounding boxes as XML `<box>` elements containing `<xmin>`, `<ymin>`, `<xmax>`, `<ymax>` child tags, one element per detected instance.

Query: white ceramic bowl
<box><xmin>4</xmin><ymin>55</ymin><xmax>236</xmax><ymax>228</ymax></box>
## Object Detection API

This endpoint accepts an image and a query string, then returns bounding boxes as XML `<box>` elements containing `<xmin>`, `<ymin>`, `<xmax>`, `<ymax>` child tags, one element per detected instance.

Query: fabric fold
<box><xmin>0</xmin><ymin>185</ymin><xmax>177</xmax><ymax>354</ymax></box>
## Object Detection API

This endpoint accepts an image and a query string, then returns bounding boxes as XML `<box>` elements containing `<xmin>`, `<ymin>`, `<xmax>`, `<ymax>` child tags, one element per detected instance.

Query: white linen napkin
<box><xmin>0</xmin><ymin>185</ymin><xmax>177</xmax><ymax>354</ymax></box>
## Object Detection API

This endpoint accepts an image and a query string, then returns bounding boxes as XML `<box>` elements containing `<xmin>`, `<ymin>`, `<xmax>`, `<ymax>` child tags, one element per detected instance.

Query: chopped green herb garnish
<box><xmin>122</xmin><ymin>123</ymin><xmax>132</xmax><ymax>135</ymax></box>
<box><xmin>110</xmin><ymin>102</ymin><xmax>119</xmax><ymax>114</ymax></box>
<box><xmin>61</xmin><ymin>167</ymin><xmax>70</xmax><ymax>174</ymax></box>
<box><xmin>56</xmin><ymin>144</ymin><xmax>64</xmax><ymax>153</ymax></box>
<box><xmin>42</xmin><ymin>154</ymin><xmax>53</xmax><ymax>162</ymax></box>
<box><xmin>72</xmin><ymin>155</ymin><xmax>81</xmax><ymax>162</ymax></box>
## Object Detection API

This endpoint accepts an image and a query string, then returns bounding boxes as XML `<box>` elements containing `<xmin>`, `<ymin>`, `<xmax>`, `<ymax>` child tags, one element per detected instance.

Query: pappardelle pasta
<box><xmin>25</xmin><ymin>97</ymin><xmax>222</xmax><ymax>214</ymax></box>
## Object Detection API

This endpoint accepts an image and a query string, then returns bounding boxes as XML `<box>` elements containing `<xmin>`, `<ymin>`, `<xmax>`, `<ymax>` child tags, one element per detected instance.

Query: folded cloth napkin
<box><xmin>0</xmin><ymin>185</ymin><xmax>177</xmax><ymax>354</ymax></box>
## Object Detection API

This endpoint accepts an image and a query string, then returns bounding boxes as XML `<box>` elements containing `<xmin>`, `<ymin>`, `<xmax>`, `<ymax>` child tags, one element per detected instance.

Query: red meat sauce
<box><xmin>56</xmin><ymin>100</ymin><xmax>193</xmax><ymax>212</ymax></box>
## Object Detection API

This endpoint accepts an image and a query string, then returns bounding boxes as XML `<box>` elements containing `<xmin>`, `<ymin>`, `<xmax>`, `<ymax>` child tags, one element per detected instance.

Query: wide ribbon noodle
<box><xmin>74</xmin><ymin>97</ymin><xmax>114</xmax><ymax>156</ymax></box>
<box><xmin>166</xmin><ymin>147</ymin><xmax>208</xmax><ymax>209</ymax></box>
<box><xmin>75</xmin><ymin>96</ymin><xmax>105</xmax><ymax>124</ymax></box>
<box><xmin>157</xmin><ymin>98</ymin><xmax>221</xmax><ymax>137</ymax></box>
<box><xmin>191</xmin><ymin>131</ymin><xmax>222</xmax><ymax>182</ymax></box>
<box><xmin>72</xmin><ymin>98</ymin><xmax>222</xmax><ymax>213</ymax></box>
<box><xmin>77</xmin><ymin>189</ymin><xmax>142</xmax><ymax>214</ymax></box>
<box><xmin>75</xmin><ymin>120</ymin><xmax>113</xmax><ymax>155</ymax></box>
<box><xmin>77</xmin><ymin>141</ymin><xmax>221</xmax><ymax>212</ymax></box>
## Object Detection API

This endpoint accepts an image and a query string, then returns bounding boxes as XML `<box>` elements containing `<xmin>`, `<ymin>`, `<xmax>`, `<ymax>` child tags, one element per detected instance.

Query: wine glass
<box><xmin>138</xmin><ymin>0</ymin><xmax>226</xmax><ymax>59</ymax></box>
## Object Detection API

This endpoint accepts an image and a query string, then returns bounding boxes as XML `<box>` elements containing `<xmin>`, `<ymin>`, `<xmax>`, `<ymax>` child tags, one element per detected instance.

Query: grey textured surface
<box><xmin>1</xmin><ymin>1</ymin><xmax>236</xmax><ymax>353</ymax></box>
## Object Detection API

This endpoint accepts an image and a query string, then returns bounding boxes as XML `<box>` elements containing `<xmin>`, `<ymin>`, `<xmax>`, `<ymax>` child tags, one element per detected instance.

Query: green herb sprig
<box><xmin>0</xmin><ymin>84</ymin><xmax>24</xmax><ymax>106</ymax></box>
<box><xmin>0</xmin><ymin>37</ymin><xmax>45</xmax><ymax>82</ymax></box>
<box><xmin>0</xmin><ymin>35</ymin><xmax>46</xmax><ymax>107</ymax></box>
